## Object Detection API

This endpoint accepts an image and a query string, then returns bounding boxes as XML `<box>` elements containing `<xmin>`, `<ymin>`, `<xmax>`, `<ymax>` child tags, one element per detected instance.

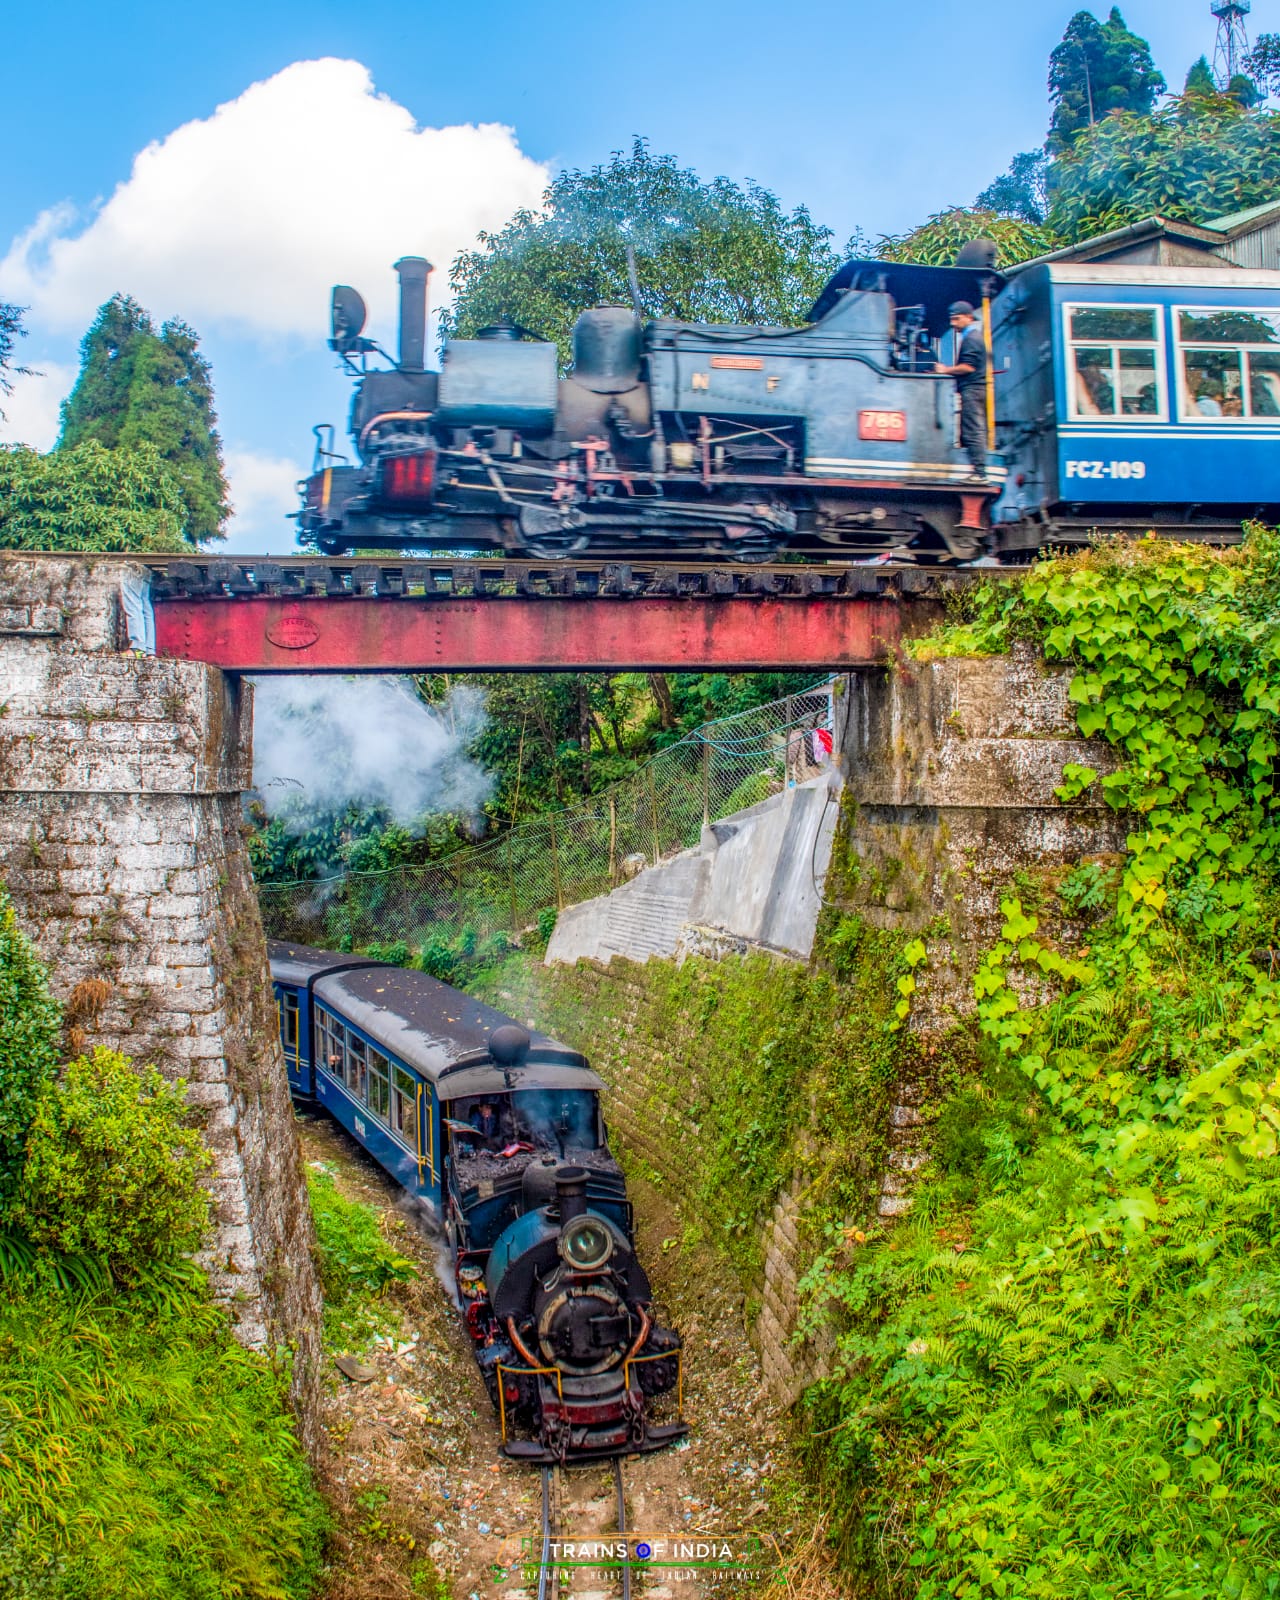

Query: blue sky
<box><xmin>0</xmin><ymin>1</ymin><xmax>1254</xmax><ymax>551</ymax></box>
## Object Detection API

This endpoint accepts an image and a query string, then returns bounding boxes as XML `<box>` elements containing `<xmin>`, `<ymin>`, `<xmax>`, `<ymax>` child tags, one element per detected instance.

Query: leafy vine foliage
<box><xmin>805</xmin><ymin>532</ymin><xmax>1280</xmax><ymax>1597</ymax></box>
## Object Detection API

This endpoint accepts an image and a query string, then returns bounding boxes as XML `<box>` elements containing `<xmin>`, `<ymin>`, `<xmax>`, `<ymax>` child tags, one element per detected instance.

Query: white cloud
<box><xmin>0</xmin><ymin>361</ymin><xmax>77</xmax><ymax>450</ymax></box>
<box><xmin>0</xmin><ymin>58</ymin><xmax>548</xmax><ymax>342</ymax></box>
<box><xmin>222</xmin><ymin>447</ymin><xmax>307</xmax><ymax>554</ymax></box>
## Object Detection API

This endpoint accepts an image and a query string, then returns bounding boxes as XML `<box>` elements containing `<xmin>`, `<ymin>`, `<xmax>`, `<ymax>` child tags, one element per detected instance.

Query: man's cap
<box><xmin>948</xmin><ymin>301</ymin><xmax>976</xmax><ymax>318</ymax></box>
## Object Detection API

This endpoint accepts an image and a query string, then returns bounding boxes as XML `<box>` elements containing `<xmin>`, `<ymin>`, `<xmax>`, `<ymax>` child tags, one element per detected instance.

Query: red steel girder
<box><xmin>153</xmin><ymin>594</ymin><xmax>926</xmax><ymax>672</ymax></box>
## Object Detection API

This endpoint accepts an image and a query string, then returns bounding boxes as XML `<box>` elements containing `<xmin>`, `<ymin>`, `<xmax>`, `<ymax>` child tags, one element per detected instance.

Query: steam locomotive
<box><xmin>270</xmin><ymin>941</ymin><xmax>685</xmax><ymax>1464</ymax></box>
<box><xmin>299</xmin><ymin>249</ymin><xmax>1280</xmax><ymax>563</ymax></box>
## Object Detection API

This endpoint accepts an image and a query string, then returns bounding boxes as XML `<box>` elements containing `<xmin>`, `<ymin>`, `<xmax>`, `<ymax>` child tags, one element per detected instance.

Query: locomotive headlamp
<box><xmin>559</xmin><ymin>1215</ymin><xmax>613</xmax><ymax>1272</ymax></box>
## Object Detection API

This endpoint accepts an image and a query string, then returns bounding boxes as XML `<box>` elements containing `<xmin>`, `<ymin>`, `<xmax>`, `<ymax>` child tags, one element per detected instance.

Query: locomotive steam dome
<box><xmin>571</xmin><ymin>307</ymin><xmax>642</xmax><ymax>393</ymax></box>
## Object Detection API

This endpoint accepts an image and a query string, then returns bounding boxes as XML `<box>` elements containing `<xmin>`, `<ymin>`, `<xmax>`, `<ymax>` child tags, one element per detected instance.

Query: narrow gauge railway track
<box><xmin>538</xmin><ymin>1469</ymin><xmax>556</xmax><ymax>1600</ymax></box>
<box><xmin>138</xmin><ymin>554</ymin><xmax>989</xmax><ymax>603</ymax></box>
<box><xmin>537</xmin><ymin>1461</ymin><xmax>632</xmax><ymax>1600</ymax></box>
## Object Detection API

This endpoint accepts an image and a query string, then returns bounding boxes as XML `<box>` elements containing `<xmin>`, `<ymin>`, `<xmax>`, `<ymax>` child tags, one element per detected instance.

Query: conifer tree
<box><xmin>1185</xmin><ymin>56</ymin><xmax>1217</xmax><ymax>98</ymax></box>
<box><xmin>1048</xmin><ymin>8</ymin><xmax>1165</xmax><ymax>152</ymax></box>
<box><xmin>0</xmin><ymin>303</ymin><xmax>31</xmax><ymax>421</ymax></box>
<box><xmin>58</xmin><ymin>295</ymin><xmax>229</xmax><ymax>544</ymax></box>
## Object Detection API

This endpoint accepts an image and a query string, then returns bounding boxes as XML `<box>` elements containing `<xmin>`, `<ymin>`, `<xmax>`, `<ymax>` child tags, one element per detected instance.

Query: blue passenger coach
<box><xmin>994</xmin><ymin>263</ymin><xmax>1280</xmax><ymax>532</ymax></box>
<box><xmin>268</xmin><ymin>942</ymin><xmax>387</xmax><ymax>1099</ymax></box>
<box><xmin>267</xmin><ymin>939</ymin><xmax>608</xmax><ymax>1215</ymax></box>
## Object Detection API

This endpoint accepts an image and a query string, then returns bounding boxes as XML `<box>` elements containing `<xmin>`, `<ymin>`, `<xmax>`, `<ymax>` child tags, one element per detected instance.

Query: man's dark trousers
<box><xmin>959</xmin><ymin>385</ymin><xmax>987</xmax><ymax>477</ymax></box>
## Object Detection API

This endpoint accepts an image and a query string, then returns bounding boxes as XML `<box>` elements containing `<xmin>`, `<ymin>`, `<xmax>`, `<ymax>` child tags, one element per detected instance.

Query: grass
<box><xmin>306</xmin><ymin>1163</ymin><xmax>418</xmax><ymax>1351</ymax></box>
<box><xmin>0</xmin><ymin>1279</ymin><xmax>328</xmax><ymax>1600</ymax></box>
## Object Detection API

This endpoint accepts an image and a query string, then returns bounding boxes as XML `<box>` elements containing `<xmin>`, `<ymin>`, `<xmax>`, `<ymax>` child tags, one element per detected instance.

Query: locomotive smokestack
<box><xmin>394</xmin><ymin>256</ymin><xmax>432</xmax><ymax>372</ymax></box>
<box><xmin>555</xmin><ymin>1166</ymin><xmax>588</xmax><ymax>1223</ymax></box>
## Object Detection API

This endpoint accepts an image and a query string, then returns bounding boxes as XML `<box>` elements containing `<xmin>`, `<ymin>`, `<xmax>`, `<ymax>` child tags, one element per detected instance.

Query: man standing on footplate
<box><xmin>936</xmin><ymin>301</ymin><xmax>988</xmax><ymax>481</ymax></box>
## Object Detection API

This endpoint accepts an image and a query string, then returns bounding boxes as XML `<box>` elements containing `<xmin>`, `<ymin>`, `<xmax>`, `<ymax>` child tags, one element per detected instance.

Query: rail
<box><xmin>538</xmin><ymin>1468</ymin><xmax>555</xmax><ymax>1600</ymax></box>
<box><xmin>140</xmin><ymin>553</ymin><xmax>987</xmax><ymax>603</ymax></box>
<box><xmin>614</xmin><ymin>1459</ymin><xmax>631</xmax><ymax>1600</ymax></box>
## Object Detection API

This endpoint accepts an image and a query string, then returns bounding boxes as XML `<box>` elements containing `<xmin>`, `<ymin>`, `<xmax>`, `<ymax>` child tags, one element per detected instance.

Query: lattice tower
<box><xmin>1212</xmin><ymin>0</ymin><xmax>1251</xmax><ymax>87</ymax></box>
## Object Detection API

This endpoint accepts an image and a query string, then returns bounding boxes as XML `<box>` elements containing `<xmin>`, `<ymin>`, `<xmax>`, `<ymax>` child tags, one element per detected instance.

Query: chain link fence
<box><xmin>257</xmin><ymin>681</ymin><xmax>836</xmax><ymax>952</ymax></box>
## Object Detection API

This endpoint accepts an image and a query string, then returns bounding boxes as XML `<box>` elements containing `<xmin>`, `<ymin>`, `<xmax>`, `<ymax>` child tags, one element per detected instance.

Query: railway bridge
<box><xmin>144</xmin><ymin>554</ymin><xmax>972</xmax><ymax>672</ymax></box>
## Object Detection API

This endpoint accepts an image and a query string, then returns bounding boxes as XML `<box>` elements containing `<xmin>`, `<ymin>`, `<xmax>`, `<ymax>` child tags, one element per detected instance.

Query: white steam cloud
<box><xmin>0</xmin><ymin>57</ymin><xmax>549</xmax><ymax>340</ymax></box>
<box><xmin>251</xmin><ymin>676</ymin><xmax>492</xmax><ymax>826</ymax></box>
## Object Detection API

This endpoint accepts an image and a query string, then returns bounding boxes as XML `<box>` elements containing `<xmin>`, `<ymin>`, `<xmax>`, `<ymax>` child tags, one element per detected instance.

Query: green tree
<box><xmin>444</xmin><ymin>139</ymin><xmax>841</xmax><ymax>364</ymax></box>
<box><xmin>1244</xmin><ymin>32</ymin><xmax>1280</xmax><ymax>99</ymax></box>
<box><xmin>0</xmin><ymin>889</ymin><xmax>60</xmax><ymax>1223</ymax></box>
<box><xmin>0</xmin><ymin>304</ymin><xmax>32</xmax><ymax>422</ymax></box>
<box><xmin>876</xmin><ymin>207</ymin><xmax>1054</xmax><ymax>268</ymax></box>
<box><xmin>1184</xmin><ymin>55</ymin><xmax>1217</xmax><ymax>97</ymax></box>
<box><xmin>1229</xmin><ymin>73</ymin><xmax>1262</xmax><ymax>110</ymax></box>
<box><xmin>18</xmin><ymin>1047</ymin><xmax>211</xmax><ymax>1280</ymax></box>
<box><xmin>976</xmin><ymin>150</ymin><xmax>1050</xmax><ymax>224</ymax></box>
<box><xmin>1049</xmin><ymin>95</ymin><xmax>1280</xmax><ymax>241</ymax></box>
<box><xmin>59</xmin><ymin>294</ymin><xmax>229</xmax><ymax>544</ymax></box>
<box><xmin>1048</xmin><ymin>8</ymin><xmax>1165</xmax><ymax>153</ymax></box>
<box><xmin>0</xmin><ymin>439</ymin><xmax>190</xmax><ymax>552</ymax></box>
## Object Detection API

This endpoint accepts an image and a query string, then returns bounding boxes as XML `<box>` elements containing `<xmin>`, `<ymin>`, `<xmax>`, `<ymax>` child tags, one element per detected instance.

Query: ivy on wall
<box><xmin>804</xmin><ymin>531</ymin><xmax>1280</xmax><ymax>1598</ymax></box>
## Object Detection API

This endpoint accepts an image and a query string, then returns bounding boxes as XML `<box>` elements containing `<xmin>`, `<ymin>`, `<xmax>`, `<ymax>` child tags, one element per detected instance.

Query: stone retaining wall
<box><xmin>0</xmin><ymin>556</ymin><xmax>321</xmax><ymax>1441</ymax></box>
<box><xmin>836</xmin><ymin>646</ymin><xmax>1131</xmax><ymax>1028</ymax></box>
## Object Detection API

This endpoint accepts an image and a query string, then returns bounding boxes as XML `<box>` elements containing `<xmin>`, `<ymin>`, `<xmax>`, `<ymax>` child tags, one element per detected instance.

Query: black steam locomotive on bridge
<box><xmin>270</xmin><ymin>941</ymin><xmax>684</xmax><ymax>1465</ymax></box>
<box><xmin>300</xmin><ymin>248</ymin><xmax>1280</xmax><ymax>563</ymax></box>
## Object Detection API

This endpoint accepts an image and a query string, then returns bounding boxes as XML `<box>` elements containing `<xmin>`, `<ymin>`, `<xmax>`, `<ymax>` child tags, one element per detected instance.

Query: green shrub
<box><xmin>0</xmin><ymin>1283</ymin><xmax>327</xmax><ymax>1599</ymax></box>
<box><xmin>18</xmin><ymin>1047</ymin><xmax>211</xmax><ymax>1279</ymax></box>
<box><xmin>366</xmin><ymin>938</ymin><xmax>410</xmax><ymax>967</ymax></box>
<box><xmin>412</xmin><ymin>925</ymin><xmax>512</xmax><ymax>985</ymax></box>
<box><xmin>0</xmin><ymin>890</ymin><xmax>61</xmax><ymax>1221</ymax></box>
<box><xmin>307</xmin><ymin>1166</ymin><xmax>417</xmax><ymax>1348</ymax></box>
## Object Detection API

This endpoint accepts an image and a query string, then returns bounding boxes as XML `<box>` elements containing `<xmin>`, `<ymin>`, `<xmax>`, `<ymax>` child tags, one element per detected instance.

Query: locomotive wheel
<box><xmin>526</xmin><ymin>535</ymin><xmax>592</xmax><ymax>558</ymax></box>
<box><xmin>724</xmin><ymin>543</ymin><xmax>782</xmax><ymax>564</ymax></box>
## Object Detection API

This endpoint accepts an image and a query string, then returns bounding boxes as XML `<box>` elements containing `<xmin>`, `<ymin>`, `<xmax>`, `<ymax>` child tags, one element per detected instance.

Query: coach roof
<box><xmin>311</xmin><ymin>963</ymin><xmax>599</xmax><ymax>1096</ymax></box>
<box><xmin>267</xmin><ymin>938</ymin><xmax>388</xmax><ymax>989</ymax></box>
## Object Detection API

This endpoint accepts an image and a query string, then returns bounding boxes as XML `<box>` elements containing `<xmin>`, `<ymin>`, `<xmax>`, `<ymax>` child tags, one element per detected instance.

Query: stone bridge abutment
<box><xmin>0</xmin><ymin>555</ymin><xmax>320</xmax><ymax>1432</ymax></box>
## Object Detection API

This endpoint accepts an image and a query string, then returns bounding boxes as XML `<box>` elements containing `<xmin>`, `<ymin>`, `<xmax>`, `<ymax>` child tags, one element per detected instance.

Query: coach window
<box><xmin>368</xmin><ymin>1049</ymin><xmax>390</xmax><ymax>1121</ymax></box>
<box><xmin>282</xmin><ymin>993</ymin><xmax>299</xmax><ymax>1055</ymax></box>
<box><xmin>1177</xmin><ymin>309</ymin><xmax>1280</xmax><ymax>420</ymax></box>
<box><xmin>391</xmin><ymin>1067</ymin><xmax>418</xmax><ymax>1147</ymax></box>
<box><xmin>321</xmin><ymin>1015</ymin><xmax>344</xmax><ymax>1076</ymax></box>
<box><xmin>1066</xmin><ymin>306</ymin><xmax>1163</xmax><ymax>420</ymax></box>
<box><xmin>347</xmin><ymin>1033</ymin><xmax>367</xmax><ymax>1102</ymax></box>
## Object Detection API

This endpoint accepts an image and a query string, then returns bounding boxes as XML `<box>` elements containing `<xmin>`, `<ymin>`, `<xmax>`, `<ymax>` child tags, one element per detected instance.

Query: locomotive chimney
<box><xmin>394</xmin><ymin>256</ymin><xmax>432</xmax><ymax>373</ymax></box>
<box><xmin>555</xmin><ymin>1166</ymin><xmax>588</xmax><ymax>1223</ymax></box>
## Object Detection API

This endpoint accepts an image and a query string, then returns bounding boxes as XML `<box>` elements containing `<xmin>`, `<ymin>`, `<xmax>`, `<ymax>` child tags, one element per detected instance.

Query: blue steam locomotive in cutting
<box><xmin>270</xmin><ymin>941</ymin><xmax>684</xmax><ymax>1465</ymax></box>
<box><xmin>299</xmin><ymin>249</ymin><xmax>1280</xmax><ymax>563</ymax></box>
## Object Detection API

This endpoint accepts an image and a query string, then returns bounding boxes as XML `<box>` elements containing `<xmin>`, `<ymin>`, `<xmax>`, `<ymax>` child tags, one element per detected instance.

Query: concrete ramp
<box><xmin>545</xmin><ymin>774</ymin><xmax>841</xmax><ymax>967</ymax></box>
